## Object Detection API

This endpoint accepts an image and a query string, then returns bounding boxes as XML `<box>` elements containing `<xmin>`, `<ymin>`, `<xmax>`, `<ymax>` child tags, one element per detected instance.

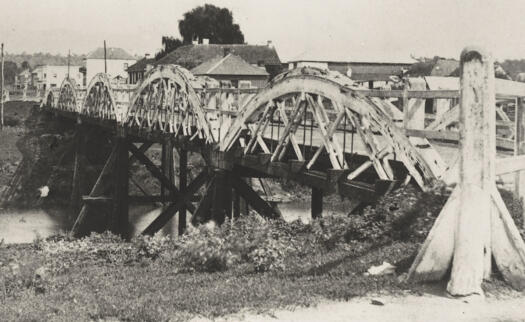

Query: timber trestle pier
<box><xmin>39</xmin><ymin>65</ymin><xmax>450</xmax><ymax>238</ymax></box>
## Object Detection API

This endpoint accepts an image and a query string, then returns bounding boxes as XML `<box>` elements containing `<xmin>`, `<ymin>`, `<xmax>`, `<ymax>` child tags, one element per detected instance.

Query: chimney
<box><xmin>267</xmin><ymin>40</ymin><xmax>273</xmax><ymax>48</ymax></box>
<box><xmin>202</xmin><ymin>38</ymin><xmax>209</xmax><ymax>45</ymax></box>
<box><xmin>223</xmin><ymin>48</ymin><xmax>231</xmax><ymax>57</ymax></box>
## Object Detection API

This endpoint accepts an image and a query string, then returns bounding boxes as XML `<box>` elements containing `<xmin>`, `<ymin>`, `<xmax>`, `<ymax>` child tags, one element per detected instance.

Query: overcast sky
<box><xmin>1</xmin><ymin>0</ymin><xmax>525</xmax><ymax>62</ymax></box>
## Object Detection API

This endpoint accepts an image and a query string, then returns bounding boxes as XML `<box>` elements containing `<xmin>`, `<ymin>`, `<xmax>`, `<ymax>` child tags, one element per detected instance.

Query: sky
<box><xmin>1</xmin><ymin>0</ymin><xmax>525</xmax><ymax>62</ymax></box>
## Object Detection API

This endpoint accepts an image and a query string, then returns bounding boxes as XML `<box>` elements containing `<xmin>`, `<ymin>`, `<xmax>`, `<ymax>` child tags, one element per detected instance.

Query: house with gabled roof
<box><xmin>127</xmin><ymin>55</ymin><xmax>156</xmax><ymax>84</ymax></box>
<box><xmin>85</xmin><ymin>47</ymin><xmax>136</xmax><ymax>84</ymax></box>
<box><xmin>156</xmin><ymin>43</ymin><xmax>281</xmax><ymax>77</ymax></box>
<box><xmin>191</xmin><ymin>53</ymin><xmax>269</xmax><ymax>88</ymax></box>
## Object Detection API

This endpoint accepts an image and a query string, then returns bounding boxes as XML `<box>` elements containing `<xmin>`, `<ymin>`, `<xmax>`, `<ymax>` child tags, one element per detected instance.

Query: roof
<box><xmin>327</xmin><ymin>62</ymin><xmax>409</xmax><ymax>82</ymax></box>
<box><xmin>288</xmin><ymin>49</ymin><xmax>415</xmax><ymax>65</ymax></box>
<box><xmin>430</xmin><ymin>59</ymin><xmax>459</xmax><ymax>76</ymax></box>
<box><xmin>87</xmin><ymin>47</ymin><xmax>135</xmax><ymax>60</ymax></box>
<box><xmin>127</xmin><ymin>57</ymin><xmax>156</xmax><ymax>72</ymax></box>
<box><xmin>408</xmin><ymin>58</ymin><xmax>459</xmax><ymax>77</ymax></box>
<box><xmin>191</xmin><ymin>54</ymin><xmax>269</xmax><ymax>76</ymax></box>
<box><xmin>156</xmin><ymin>44</ymin><xmax>281</xmax><ymax>70</ymax></box>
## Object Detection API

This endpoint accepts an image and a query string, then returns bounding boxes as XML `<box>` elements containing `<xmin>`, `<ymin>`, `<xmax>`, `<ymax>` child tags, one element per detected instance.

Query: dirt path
<box><xmin>202</xmin><ymin>294</ymin><xmax>525</xmax><ymax>322</ymax></box>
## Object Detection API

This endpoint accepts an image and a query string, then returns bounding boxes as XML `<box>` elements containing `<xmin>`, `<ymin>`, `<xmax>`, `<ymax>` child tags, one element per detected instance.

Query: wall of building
<box><xmin>86</xmin><ymin>58</ymin><xmax>136</xmax><ymax>84</ymax></box>
<box><xmin>289</xmin><ymin>61</ymin><xmax>329</xmax><ymax>70</ymax></box>
<box><xmin>206</xmin><ymin>75</ymin><xmax>269</xmax><ymax>88</ymax></box>
<box><xmin>32</xmin><ymin>65</ymin><xmax>83</xmax><ymax>91</ymax></box>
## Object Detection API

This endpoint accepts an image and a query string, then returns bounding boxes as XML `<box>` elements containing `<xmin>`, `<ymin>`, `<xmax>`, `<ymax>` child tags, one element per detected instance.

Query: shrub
<box><xmin>132</xmin><ymin>234</ymin><xmax>171</xmax><ymax>259</ymax></box>
<box><xmin>174</xmin><ymin>226</ymin><xmax>237</xmax><ymax>272</ymax></box>
<box><xmin>248</xmin><ymin>238</ymin><xmax>287</xmax><ymax>272</ymax></box>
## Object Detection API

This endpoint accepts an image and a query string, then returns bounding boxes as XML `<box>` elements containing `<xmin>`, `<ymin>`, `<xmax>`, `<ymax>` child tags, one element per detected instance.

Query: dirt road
<box><xmin>200</xmin><ymin>293</ymin><xmax>525</xmax><ymax>322</ymax></box>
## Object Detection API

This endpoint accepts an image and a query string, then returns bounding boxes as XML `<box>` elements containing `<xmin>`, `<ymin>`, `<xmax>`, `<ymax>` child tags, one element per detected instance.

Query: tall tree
<box><xmin>155</xmin><ymin>36</ymin><xmax>183</xmax><ymax>60</ymax></box>
<box><xmin>21</xmin><ymin>61</ymin><xmax>30</xmax><ymax>70</ymax></box>
<box><xmin>178</xmin><ymin>4</ymin><xmax>244</xmax><ymax>44</ymax></box>
<box><xmin>0</xmin><ymin>61</ymin><xmax>18</xmax><ymax>85</ymax></box>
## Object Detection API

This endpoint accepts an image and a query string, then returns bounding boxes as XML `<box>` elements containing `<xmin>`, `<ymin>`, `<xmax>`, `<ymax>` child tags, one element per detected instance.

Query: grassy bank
<box><xmin>1</xmin><ymin>184</ymin><xmax>521</xmax><ymax>322</ymax></box>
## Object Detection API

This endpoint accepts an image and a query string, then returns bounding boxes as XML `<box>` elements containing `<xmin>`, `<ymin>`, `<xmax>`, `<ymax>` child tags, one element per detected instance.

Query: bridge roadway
<box><xmin>39</xmin><ymin>65</ymin><xmax>441</xmax><ymax>238</ymax></box>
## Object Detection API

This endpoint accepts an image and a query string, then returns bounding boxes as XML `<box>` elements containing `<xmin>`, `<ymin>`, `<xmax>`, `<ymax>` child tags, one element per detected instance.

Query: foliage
<box><xmin>5</xmin><ymin>52</ymin><xmax>85</xmax><ymax>70</ymax></box>
<box><xmin>500</xmin><ymin>59</ymin><xmax>525</xmax><ymax>80</ymax></box>
<box><xmin>178</xmin><ymin>4</ymin><xmax>244</xmax><ymax>45</ymax></box>
<box><xmin>21</xmin><ymin>61</ymin><xmax>31</xmax><ymax>70</ymax></box>
<box><xmin>0</xmin><ymin>61</ymin><xmax>18</xmax><ymax>85</ymax></box>
<box><xmin>171</xmin><ymin>216</ymin><xmax>292</xmax><ymax>273</ymax></box>
<box><xmin>155</xmin><ymin>36</ymin><xmax>184</xmax><ymax>60</ymax></box>
<box><xmin>156</xmin><ymin>4</ymin><xmax>244</xmax><ymax>59</ymax></box>
<box><xmin>1</xmin><ymin>184</ymin><xmax>523</xmax><ymax>320</ymax></box>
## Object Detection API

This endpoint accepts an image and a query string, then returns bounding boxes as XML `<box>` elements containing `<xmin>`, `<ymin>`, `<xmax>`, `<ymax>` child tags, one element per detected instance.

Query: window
<box><xmin>53</xmin><ymin>73</ymin><xmax>57</xmax><ymax>78</ymax></box>
<box><xmin>239</xmin><ymin>80</ymin><xmax>252</xmax><ymax>89</ymax></box>
<box><xmin>43</xmin><ymin>73</ymin><xmax>47</xmax><ymax>79</ymax></box>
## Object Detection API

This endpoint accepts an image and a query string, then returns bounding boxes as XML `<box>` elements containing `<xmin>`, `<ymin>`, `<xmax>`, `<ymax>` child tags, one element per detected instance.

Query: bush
<box><xmin>133</xmin><ymin>234</ymin><xmax>171</xmax><ymax>259</ymax></box>
<box><xmin>169</xmin><ymin>216</ymin><xmax>293</xmax><ymax>273</ymax></box>
<box><xmin>175</xmin><ymin>226</ymin><xmax>236</xmax><ymax>272</ymax></box>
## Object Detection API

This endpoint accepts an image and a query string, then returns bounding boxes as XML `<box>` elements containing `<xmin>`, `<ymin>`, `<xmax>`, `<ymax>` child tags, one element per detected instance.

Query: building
<box><xmin>191</xmin><ymin>54</ymin><xmax>269</xmax><ymax>88</ymax></box>
<box><xmin>127</xmin><ymin>56</ymin><xmax>155</xmax><ymax>84</ymax></box>
<box><xmin>31</xmin><ymin>65</ymin><xmax>83</xmax><ymax>91</ymax></box>
<box><xmin>288</xmin><ymin>59</ymin><xmax>413</xmax><ymax>89</ymax></box>
<box><xmin>85</xmin><ymin>47</ymin><xmax>136</xmax><ymax>84</ymax></box>
<box><xmin>155</xmin><ymin>42</ymin><xmax>282</xmax><ymax>78</ymax></box>
<box><xmin>408</xmin><ymin>57</ymin><xmax>511</xmax><ymax>80</ymax></box>
<box><xmin>286</xmin><ymin>49</ymin><xmax>414</xmax><ymax>88</ymax></box>
<box><xmin>14</xmin><ymin>69</ymin><xmax>32</xmax><ymax>88</ymax></box>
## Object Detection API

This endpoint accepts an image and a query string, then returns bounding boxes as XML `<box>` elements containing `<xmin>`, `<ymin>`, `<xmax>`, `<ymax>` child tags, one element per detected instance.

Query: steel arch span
<box><xmin>41</xmin><ymin>88</ymin><xmax>59</xmax><ymax>109</ymax></box>
<box><xmin>81</xmin><ymin>73</ymin><xmax>122</xmax><ymax>121</ymax></box>
<box><xmin>56</xmin><ymin>77</ymin><xmax>82</xmax><ymax>113</ymax></box>
<box><xmin>125</xmin><ymin>64</ymin><xmax>214</xmax><ymax>143</ymax></box>
<box><xmin>220</xmin><ymin>67</ymin><xmax>441</xmax><ymax>189</ymax></box>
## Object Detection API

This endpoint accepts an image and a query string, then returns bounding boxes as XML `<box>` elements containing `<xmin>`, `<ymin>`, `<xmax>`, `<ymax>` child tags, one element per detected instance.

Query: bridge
<box><xmin>35</xmin><ymin>62</ymin><xmax>525</xmax><ymax>240</ymax></box>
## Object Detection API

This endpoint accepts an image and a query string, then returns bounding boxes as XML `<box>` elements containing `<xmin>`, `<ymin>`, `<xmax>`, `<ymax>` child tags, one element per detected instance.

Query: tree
<box><xmin>155</xmin><ymin>4</ymin><xmax>244</xmax><ymax>59</ymax></box>
<box><xmin>178</xmin><ymin>4</ymin><xmax>244</xmax><ymax>44</ymax></box>
<box><xmin>0</xmin><ymin>61</ymin><xmax>18</xmax><ymax>85</ymax></box>
<box><xmin>21</xmin><ymin>61</ymin><xmax>30</xmax><ymax>70</ymax></box>
<box><xmin>155</xmin><ymin>36</ymin><xmax>183</xmax><ymax>60</ymax></box>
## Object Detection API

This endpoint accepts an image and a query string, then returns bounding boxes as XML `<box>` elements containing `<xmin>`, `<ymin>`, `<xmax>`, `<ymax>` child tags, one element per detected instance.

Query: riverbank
<box><xmin>0</xmin><ymin>226</ymin><xmax>521</xmax><ymax>322</ymax></box>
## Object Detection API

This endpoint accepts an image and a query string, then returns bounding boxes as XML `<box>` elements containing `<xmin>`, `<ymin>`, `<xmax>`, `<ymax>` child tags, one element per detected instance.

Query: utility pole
<box><xmin>1</xmin><ymin>43</ymin><xmax>4</xmax><ymax>131</ymax></box>
<box><xmin>67</xmin><ymin>49</ymin><xmax>70</xmax><ymax>78</ymax></box>
<box><xmin>103</xmin><ymin>40</ymin><xmax>107</xmax><ymax>74</ymax></box>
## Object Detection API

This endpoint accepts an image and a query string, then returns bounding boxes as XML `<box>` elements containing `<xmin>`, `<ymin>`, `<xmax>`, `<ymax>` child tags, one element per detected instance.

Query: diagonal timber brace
<box><xmin>127</xmin><ymin>141</ymin><xmax>196</xmax><ymax>213</ymax></box>
<box><xmin>142</xmin><ymin>170</ymin><xmax>209</xmax><ymax>235</ymax></box>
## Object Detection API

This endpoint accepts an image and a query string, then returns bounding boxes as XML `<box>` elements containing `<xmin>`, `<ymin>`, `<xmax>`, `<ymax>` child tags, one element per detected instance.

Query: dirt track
<box><xmin>203</xmin><ymin>293</ymin><xmax>525</xmax><ymax>322</ymax></box>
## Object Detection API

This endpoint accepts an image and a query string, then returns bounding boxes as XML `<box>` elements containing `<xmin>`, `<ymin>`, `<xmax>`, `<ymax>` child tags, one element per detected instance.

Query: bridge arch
<box><xmin>41</xmin><ymin>88</ymin><xmax>58</xmax><ymax>108</ymax></box>
<box><xmin>125</xmin><ymin>64</ymin><xmax>214</xmax><ymax>142</ymax></box>
<box><xmin>56</xmin><ymin>77</ymin><xmax>80</xmax><ymax>113</ymax></box>
<box><xmin>81</xmin><ymin>73</ymin><xmax>121</xmax><ymax>121</ymax></box>
<box><xmin>221</xmin><ymin>67</ymin><xmax>439</xmax><ymax>189</ymax></box>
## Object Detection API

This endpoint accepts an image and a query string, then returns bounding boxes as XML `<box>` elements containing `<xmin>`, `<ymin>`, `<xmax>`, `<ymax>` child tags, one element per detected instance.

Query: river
<box><xmin>0</xmin><ymin>198</ymin><xmax>354</xmax><ymax>244</ymax></box>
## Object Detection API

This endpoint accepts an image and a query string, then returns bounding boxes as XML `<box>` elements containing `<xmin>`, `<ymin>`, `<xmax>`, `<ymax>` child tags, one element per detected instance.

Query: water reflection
<box><xmin>0</xmin><ymin>198</ymin><xmax>357</xmax><ymax>244</ymax></box>
<box><xmin>0</xmin><ymin>208</ymin><xmax>69</xmax><ymax>244</ymax></box>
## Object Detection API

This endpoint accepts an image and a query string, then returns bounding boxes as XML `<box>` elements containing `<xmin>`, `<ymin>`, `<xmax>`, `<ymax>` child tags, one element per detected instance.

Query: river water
<box><xmin>0</xmin><ymin>198</ymin><xmax>353</xmax><ymax>244</ymax></box>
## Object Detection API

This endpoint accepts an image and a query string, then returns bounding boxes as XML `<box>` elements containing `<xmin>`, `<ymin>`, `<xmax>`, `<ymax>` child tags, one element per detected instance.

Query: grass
<box><xmin>1</xmin><ymin>182</ymin><xmax>521</xmax><ymax>322</ymax></box>
<box><xmin>0</xmin><ymin>240</ymin><xmax>422</xmax><ymax>322</ymax></box>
